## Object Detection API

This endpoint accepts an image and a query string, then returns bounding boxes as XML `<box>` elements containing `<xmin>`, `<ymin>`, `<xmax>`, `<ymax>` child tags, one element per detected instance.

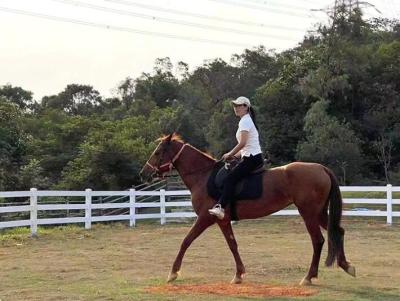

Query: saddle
<box><xmin>206</xmin><ymin>159</ymin><xmax>266</xmax><ymax>220</ymax></box>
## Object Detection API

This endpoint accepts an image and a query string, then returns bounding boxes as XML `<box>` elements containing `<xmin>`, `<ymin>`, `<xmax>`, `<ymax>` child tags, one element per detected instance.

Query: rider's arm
<box><xmin>229</xmin><ymin>130</ymin><xmax>249</xmax><ymax>157</ymax></box>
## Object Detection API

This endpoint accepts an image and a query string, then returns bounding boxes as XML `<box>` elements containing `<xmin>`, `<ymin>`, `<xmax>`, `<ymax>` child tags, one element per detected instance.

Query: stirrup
<box><xmin>208</xmin><ymin>204</ymin><xmax>225</xmax><ymax>219</ymax></box>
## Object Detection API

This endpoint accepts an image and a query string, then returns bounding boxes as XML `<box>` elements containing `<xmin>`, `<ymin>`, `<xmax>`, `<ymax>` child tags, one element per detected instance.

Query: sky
<box><xmin>0</xmin><ymin>0</ymin><xmax>399</xmax><ymax>100</ymax></box>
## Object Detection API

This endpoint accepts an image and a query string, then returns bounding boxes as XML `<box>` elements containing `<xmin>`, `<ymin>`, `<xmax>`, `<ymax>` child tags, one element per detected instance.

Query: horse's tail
<box><xmin>323</xmin><ymin>167</ymin><xmax>343</xmax><ymax>267</ymax></box>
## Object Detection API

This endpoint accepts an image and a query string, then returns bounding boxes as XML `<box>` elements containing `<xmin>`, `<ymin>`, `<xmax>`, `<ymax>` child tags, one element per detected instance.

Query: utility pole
<box><xmin>312</xmin><ymin>0</ymin><xmax>381</xmax><ymax>25</ymax></box>
<box><xmin>332</xmin><ymin>0</ymin><xmax>360</xmax><ymax>24</ymax></box>
<box><xmin>310</xmin><ymin>0</ymin><xmax>381</xmax><ymax>66</ymax></box>
<box><xmin>309</xmin><ymin>0</ymin><xmax>362</xmax><ymax>70</ymax></box>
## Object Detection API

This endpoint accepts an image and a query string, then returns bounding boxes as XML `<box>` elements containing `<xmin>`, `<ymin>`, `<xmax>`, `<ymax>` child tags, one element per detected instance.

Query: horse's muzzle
<box><xmin>139</xmin><ymin>167</ymin><xmax>153</xmax><ymax>183</ymax></box>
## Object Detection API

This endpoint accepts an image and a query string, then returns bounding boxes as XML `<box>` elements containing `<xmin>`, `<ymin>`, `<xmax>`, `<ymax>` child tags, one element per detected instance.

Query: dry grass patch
<box><xmin>0</xmin><ymin>218</ymin><xmax>399</xmax><ymax>301</ymax></box>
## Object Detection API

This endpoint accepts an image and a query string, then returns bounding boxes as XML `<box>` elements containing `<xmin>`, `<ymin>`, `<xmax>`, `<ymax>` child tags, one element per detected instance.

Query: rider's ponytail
<box><xmin>249</xmin><ymin>106</ymin><xmax>259</xmax><ymax>130</ymax></box>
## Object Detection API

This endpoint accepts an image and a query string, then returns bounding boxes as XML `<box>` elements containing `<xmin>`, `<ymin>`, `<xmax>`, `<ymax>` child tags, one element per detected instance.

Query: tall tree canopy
<box><xmin>1</xmin><ymin>12</ymin><xmax>399</xmax><ymax>191</ymax></box>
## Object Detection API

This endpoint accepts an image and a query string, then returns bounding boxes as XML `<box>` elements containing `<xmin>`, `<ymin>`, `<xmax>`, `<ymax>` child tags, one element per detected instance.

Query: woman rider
<box><xmin>208</xmin><ymin>96</ymin><xmax>263</xmax><ymax>219</ymax></box>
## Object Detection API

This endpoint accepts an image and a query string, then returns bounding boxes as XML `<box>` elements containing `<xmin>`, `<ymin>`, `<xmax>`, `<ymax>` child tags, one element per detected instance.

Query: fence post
<box><xmin>386</xmin><ymin>184</ymin><xmax>393</xmax><ymax>225</ymax></box>
<box><xmin>160</xmin><ymin>189</ymin><xmax>166</xmax><ymax>225</ymax></box>
<box><xmin>85</xmin><ymin>188</ymin><xmax>92</xmax><ymax>229</ymax></box>
<box><xmin>30</xmin><ymin>188</ymin><xmax>38</xmax><ymax>237</ymax></box>
<box><xmin>129</xmin><ymin>189</ymin><xmax>136</xmax><ymax>227</ymax></box>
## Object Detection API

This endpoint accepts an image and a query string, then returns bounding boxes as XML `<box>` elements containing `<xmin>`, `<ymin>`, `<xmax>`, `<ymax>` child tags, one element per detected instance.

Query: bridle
<box><xmin>145</xmin><ymin>143</ymin><xmax>187</xmax><ymax>177</ymax></box>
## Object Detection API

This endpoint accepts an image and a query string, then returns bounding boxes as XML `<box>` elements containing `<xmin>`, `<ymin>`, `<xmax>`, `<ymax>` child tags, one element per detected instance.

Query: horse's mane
<box><xmin>158</xmin><ymin>133</ymin><xmax>216</xmax><ymax>161</ymax></box>
<box><xmin>188</xmin><ymin>144</ymin><xmax>216</xmax><ymax>161</ymax></box>
<box><xmin>157</xmin><ymin>133</ymin><xmax>184</xmax><ymax>143</ymax></box>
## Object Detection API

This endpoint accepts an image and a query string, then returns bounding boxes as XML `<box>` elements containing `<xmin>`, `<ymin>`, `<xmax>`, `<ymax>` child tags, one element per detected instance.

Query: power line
<box><xmin>0</xmin><ymin>6</ymin><xmax>297</xmax><ymax>47</ymax></box>
<box><xmin>207</xmin><ymin>0</ymin><xmax>313</xmax><ymax>18</ymax></box>
<box><xmin>103</xmin><ymin>0</ymin><xmax>308</xmax><ymax>32</ymax></box>
<box><xmin>50</xmin><ymin>0</ymin><xmax>298</xmax><ymax>40</ymax></box>
<box><xmin>385</xmin><ymin>0</ymin><xmax>400</xmax><ymax>19</ymax></box>
<box><xmin>226</xmin><ymin>0</ymin><xmax>314</xmax><ymax>12</ymax></box>
<box><xmin>295</xmin><ymin>0</ymin><xmax>326</xmax><ymax>4</ymax></box>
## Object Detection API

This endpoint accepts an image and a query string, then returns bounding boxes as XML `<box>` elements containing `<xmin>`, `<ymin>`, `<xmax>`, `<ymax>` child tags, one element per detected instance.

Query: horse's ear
<box><xmin>165</xmin><ymin>133</ymin><xmax>173</xmax><ymax>143</ymax></box>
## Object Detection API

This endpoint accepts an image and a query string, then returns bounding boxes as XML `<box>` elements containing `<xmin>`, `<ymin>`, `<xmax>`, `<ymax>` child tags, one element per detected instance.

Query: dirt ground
<box><xmin>0</xmin><ymin>217</ymin><xmax>399</xmax><ymax>301</ymax></box>
<box><xmin>146</xmin><ymin>283</ymin><xmax>316</xmax><ymax>298</ymax></box>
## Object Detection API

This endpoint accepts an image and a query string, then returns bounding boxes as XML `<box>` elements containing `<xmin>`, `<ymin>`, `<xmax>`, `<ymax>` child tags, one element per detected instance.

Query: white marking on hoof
<box><xmin>346</xmin><ymin>265</ymin><xmax>356</xmax><ymax>277</ymax></box>
<box><xmin>167</xmin><ymin>271</ymin><xmax>180</xmax><ymax>283</ymax></box>
<box><xmin>299</xmin><ymin>277</ymin><xmax>312</xmax><ymax>286</ymax></box>
<box><xmin>231</xmin><ymin>273</ymin><xmax>244</xmax><ymax>284</ymax></box>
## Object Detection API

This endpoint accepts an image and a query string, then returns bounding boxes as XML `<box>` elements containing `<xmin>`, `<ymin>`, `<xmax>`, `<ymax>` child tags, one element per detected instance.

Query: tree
<box><xmin>297</xmin><ymin>100</ymin><xmax>363</xmax><ymax>184</ymax></box>
<box><xmin>1</xmin><ymin>13</ymin><xmax>398</xmax><ymax>190</ymax></box>
<box><xmin>188</xmin><ymin>58</ymin><xmax>240</xmax><ymax>102</ymax></box>
<box><xmin>59</xmin><ymin>107</ymin><xmax>181</xmax><ymax>189</ymax></box>
<box><xmin>366</xmin><ymin>103</ymin><xmax>400</xmax><ymax>183</ymax></box>
<box><xmin>177</xmin><ymin>81</ymin><xmax>213</xmax><ymax>149</ymax></box>
<box><xmin>0</xmin><ymin>98</ymin><xmax>27</xmax><ymax>190</ymax></box>
<box><xmin>254</xmin><ymin>79</ymin><xmax>306</xmax><ymax>164</ymax></box>
<box><xmin>116</xmin><ymin>77</ymin><xmax>135</xmax><ymax>109</ymax></box>
<box><xmin>41</xmin><ymin>84</ymin><xmax>102</xmax><ymax>115</ymax></box>
<box><xmin>375</xmin><ymin>40</ymin><xmax>400</xmax><ymax>91</ymax></box>
<box><xmin>0</xmin><ymin>84</ymin><xmax>33</xmax><ymax>110</ymax></box>
<box><xmin>23</xmin><ymin>110</ymin><xmax>96</xmax><ymax>187</ymax></box>
<box><xmin>177</xmin><ymin>48</ymin><xmax>279</xmax><ymax>152</ymax></box>
<box><xmin>231</xmin><ymin>46</ymin><xmax>279</xmax><ymax>98</ymax></box>
<box><xmin>206</xmin><ymin>100</ymin><xmax>238</xmax><ymax>157</ymax></box>
<box><xmin>19</xmin><ymin>159</ymin><xmax>50</xmax><ymax>189</ymax></box>
<box><xmin>134</xmin><ymin>57</ymin><xmax>180</xmax><ymax>108</ymax></box>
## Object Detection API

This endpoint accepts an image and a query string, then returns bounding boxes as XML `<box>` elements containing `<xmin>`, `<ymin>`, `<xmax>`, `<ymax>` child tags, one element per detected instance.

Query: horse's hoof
<box><xmin>346</xmin><ymin>265</ymin><xmax>356</xmax><ymax>277</ymax></box>
<box><xmin>299</xmin><ymin>277</ymin><xmax>312</xmax><ymax>286</ymax></box>
<box><xmin>167</xmin><ymin>271</ymin><xmax>180</xmax><ymax>283</ymax></box>
<box><xmin>231</xmin><ymin>274</ymin><xmax>244</xmax><ymax>284</ymax></box>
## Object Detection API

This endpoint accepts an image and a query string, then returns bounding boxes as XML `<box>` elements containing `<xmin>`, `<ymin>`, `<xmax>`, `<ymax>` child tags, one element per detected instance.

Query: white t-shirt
<box><xmin>235</xmin><ymin>114</ymin><xmax>262</xmax><ymax>157</ymax></box>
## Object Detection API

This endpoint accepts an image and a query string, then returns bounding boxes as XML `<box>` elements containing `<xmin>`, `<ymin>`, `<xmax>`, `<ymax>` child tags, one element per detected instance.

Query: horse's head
<box><xmin>140</xmin><ymin>133</ymin><xmax>186</xmax><ymax>183</ymax></box>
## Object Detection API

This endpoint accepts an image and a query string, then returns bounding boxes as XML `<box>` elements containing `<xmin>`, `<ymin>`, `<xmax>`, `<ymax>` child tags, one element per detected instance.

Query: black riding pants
<box><xmin>219</xmin><ymin>153</ymin><xmax>263</xmax><ymax>208</ymax></box>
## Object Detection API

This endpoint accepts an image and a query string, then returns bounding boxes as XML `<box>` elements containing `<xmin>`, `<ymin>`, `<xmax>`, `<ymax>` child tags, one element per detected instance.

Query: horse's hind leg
<box><xmin>217</xmin><ymin>221</ymin><xmax>245</xmax><ymax>284</ymax></box>
<box><xmin>319</xmin><ymin>212</ymin><xmax>355</xmax><ymax>277</ymax></box>
<box><xmin>299</xmin><ymin>211</ymin><xmax>325</xmax><ymax>286</ymax></box>
<box><xmin>167</xmin><ymin>214</ymin><xmax>215</xmax><ymax>283</ymax></box>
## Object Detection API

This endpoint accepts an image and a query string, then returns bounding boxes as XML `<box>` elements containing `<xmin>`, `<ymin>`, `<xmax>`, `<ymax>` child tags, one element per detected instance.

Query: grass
<box><xmin>0</xmin><ymin>217</ymin><xmax>400</xmax><ymax>301</ymax></box>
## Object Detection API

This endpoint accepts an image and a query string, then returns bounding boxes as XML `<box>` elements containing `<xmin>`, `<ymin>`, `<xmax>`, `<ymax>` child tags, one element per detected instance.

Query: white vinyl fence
<box><xmin>0</xmin><ymin>185</ymin><xmax>399</xmax><ymax>236</ymax></box>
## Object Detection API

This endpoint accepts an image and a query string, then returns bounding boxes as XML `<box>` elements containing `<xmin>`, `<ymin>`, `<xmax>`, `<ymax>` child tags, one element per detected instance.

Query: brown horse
<box><xmin>140</xmin><ymin>133</ymin><xmax>356</xmax><ymax>285</ymax></box>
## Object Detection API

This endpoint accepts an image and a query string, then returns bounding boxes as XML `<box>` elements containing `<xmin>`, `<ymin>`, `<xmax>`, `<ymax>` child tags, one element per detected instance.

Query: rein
<box><xmin>174</xmin><ymin>160</ymin><xmax>216</xmax><ymax>177</ymax></box>
<box><xmin>145</xmin><ymin>143</ymin><xmax>187</xmax><ymax>174</ymax></box>
<box><xmin>146</xmin><ymin>143</ymin><xmax>218</xmax><ymax>178</ymax></box>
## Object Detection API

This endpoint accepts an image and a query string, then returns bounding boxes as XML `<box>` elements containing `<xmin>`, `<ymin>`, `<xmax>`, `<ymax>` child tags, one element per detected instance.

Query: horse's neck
<box><xmin>174</xmin><ymin>145</ymin><xmax>215</xmax><ymax>191</ymax></box>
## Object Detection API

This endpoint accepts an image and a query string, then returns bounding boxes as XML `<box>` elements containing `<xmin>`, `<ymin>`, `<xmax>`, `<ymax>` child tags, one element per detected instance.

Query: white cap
<box><xmin>231</xmin><ymin>96</ymin><xmax>251</xmax><ymax>107</ymax></box>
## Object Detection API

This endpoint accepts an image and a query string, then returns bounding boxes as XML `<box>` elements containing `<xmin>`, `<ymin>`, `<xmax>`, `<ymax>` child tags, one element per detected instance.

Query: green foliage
<box><xmin>231</xmin><ymin>46</ymin><xmax>279</xmax><ymax>97</ymax></box>
<box><xmin>19</xmin><ymin>159</ymin><xmax>51</xmax><ymax>189</ymax></box>
<box><xmin>1</xmin><ymin>14</ymin><xmax>400</xmax><ymax>191</ymax></box>
<box><xmin>134</xmin><ymin>57</ymin><xmax>180</xmax><ymax>108</ymax></box>
<box><xmin>41</xmin><ymin>84</ymin><xmax>102</xmax><ymax>116</ymax></box>
<box><xmin>0</xmin><ymin>98</ymin><xmax>27</xmax><ymax>190</ymax></box>
<box><xmin>116</xmin><ymin>77</ymin><xmax>135</xmax><ymax>109</ymax></box>
<box><xmin>0</xmin><ymin>84</ymin><xmax>33</xmax><ymax>110</ymax></box>
<box><xmin>22</xmin><ymin>110</ymin><xmax>96</xmax><ymax>187</ymax></box>
<box><xmin>206</xmin><ymin>100</ymin><xmax>238</xmax><ymax>157</ymax></box>
<box><xmin>177</xmin><ymin>81</ymin><xmax>215</xmax><ymax>149</ymax></box>
<box><xmin>297</xmin><ymin>100</ymin><xmax>363</xmax><ymax>184</ymax></box>
<box><xmin>255</xmin><ymin>78</ymin><xmax>307</xmax><ymax>164</ymax></box>
<box><xmin>58</xmin><ymin>107</ymin><xmax>181</xmax><ymax>189</ymax></box>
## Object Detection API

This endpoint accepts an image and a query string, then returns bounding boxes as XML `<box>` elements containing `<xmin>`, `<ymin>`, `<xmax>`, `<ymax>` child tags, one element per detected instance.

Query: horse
<box><xmin>139</xmin><ymin>133</ymin><xmax>356</xmax><ymax>285</ymax></box>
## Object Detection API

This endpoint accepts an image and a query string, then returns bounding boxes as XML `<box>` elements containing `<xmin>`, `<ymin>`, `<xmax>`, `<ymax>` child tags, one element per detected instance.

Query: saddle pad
<box><xmin>206</xmin><ymin>162</ymin><xmax>264</xmax><ymax>201</ymax></box>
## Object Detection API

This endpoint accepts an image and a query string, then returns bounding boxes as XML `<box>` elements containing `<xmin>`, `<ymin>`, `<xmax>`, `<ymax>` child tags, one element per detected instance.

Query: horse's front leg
<box><xmin>217</xmin><ymin>220</ymin><xmax>246</xmax><ymax>284</ymax></box>
<box><xmin>167</xmin><ymin>214</ymin><xmax>215</xmax><ymax>282</ymax></box>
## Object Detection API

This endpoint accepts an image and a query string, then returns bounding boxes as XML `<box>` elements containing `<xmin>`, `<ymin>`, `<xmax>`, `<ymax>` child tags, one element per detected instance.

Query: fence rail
<box><xmin>0</xmin><ymin>185</ymin><xmax>399</xmax><ymax>236</ymax></box>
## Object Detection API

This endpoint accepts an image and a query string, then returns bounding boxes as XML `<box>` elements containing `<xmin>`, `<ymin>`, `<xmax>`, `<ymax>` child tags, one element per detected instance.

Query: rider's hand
<box><xmin>222</xmin><ymin>152</ymin><xmax>233</xmax><ymax>161</ymax></box>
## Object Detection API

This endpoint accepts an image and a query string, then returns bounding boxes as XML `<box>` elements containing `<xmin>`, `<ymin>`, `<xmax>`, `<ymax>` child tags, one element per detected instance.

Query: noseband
<box><xmin>145</xmin><ymin>143</ymin><xmax>187</xmax><ymax>175</ymax></box>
